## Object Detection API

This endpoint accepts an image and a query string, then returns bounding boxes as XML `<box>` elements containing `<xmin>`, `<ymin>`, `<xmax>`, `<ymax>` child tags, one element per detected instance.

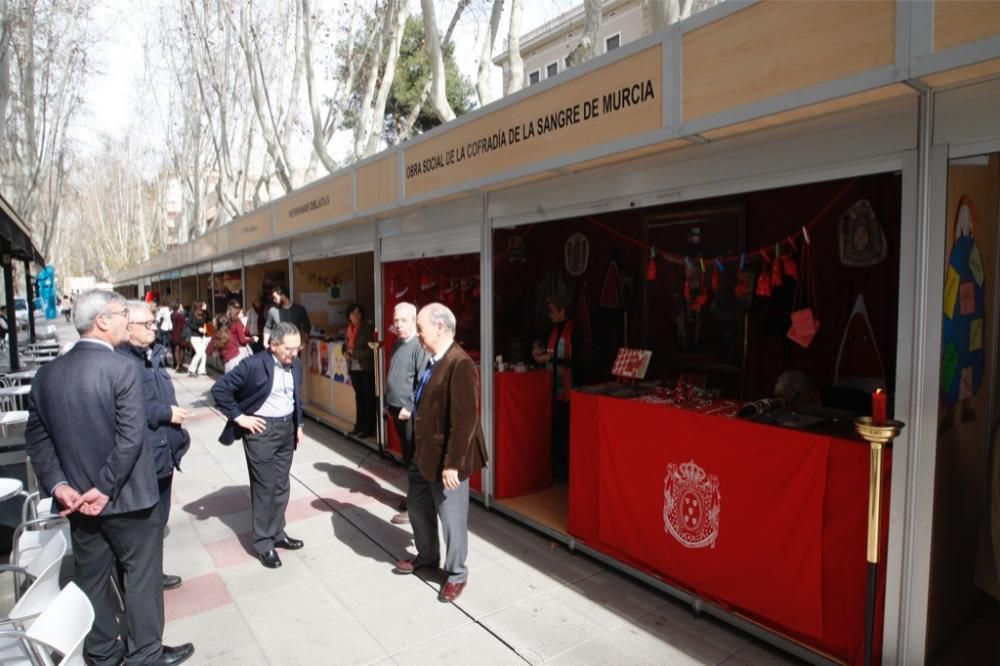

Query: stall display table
<box><xmin>494</xmin><ymin>370</ymin><xmax>552</xmax><ymax>499</ymax></box>
<box><xmin>569</xmin><ymin>390</ymin><xmax>888</xmax><ymax>665</ymax></box>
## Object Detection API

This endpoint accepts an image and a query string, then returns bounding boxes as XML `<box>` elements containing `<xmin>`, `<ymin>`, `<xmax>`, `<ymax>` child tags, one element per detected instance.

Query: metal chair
<box><xmin>0</xmin><ymin>582</ymin><xmax>94</xmax><ymax>665</ymax></box>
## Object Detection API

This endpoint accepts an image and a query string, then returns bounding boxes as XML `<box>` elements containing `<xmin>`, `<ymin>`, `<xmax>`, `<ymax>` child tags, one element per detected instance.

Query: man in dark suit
<box><xmin>26</xmin><ymin>290</ymin><xmax>194</xmax><ymax>666</ymax></box>
<box><xmin>211</xmin><ymin>321</ymin><xmax>305</xmax><ymax>568</ymax></box>
<box><xmin>118</xmin><ymin>300</ymin><xmax>191</xmax><ymax>589</ymax></box>
<box><xmin>392</xmin><ymin>303</ymin><xmax>488</xmax><ymax>603</ymax></box>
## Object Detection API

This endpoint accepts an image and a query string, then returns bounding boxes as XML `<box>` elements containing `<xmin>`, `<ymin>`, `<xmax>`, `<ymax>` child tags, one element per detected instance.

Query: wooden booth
<box><xmin>115</xmin><ymin>2</ymin><xmax>1000</xmax><ymax>663</ymax></box>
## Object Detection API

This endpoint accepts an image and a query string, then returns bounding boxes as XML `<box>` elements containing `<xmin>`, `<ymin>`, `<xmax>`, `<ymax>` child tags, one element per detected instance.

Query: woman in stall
<box><xmin>532</xmin><ymin>293</ymin><xmax>581</xmax><ymax>484</ymax></box>
<box><xmin>344</xmin><ymin>303</ymin><xmax>376</xmax><ymax>438</ymax></box>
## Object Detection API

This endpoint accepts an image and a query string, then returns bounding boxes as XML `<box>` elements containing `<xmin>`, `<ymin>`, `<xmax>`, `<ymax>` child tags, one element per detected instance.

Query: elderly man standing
<box><xmin>212</xmin><ymin>321</ymin><xmax>305</xmax><ymax>569</ymax></box>
<box><xmin>26</xmin><ymin>290</ymin><xmax>194</xmax><ymax>666</ymax></box>
<box><xmin>393</xmin><ymin>303</ymin><xmax>487</xmax><ymax>603</ymax></box>
<box><xmin>118</xmin><ymin>300</ymin><xmax>191</xmax><ymax>590</ymax></box>
<box><xmin>384</xmin><ymin>302</ymin><xmax>427</xmax><ymax>525</ymax></box>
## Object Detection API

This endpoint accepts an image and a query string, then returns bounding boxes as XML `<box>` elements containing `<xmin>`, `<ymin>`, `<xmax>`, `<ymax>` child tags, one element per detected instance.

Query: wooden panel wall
<box><xmin>934</xmin><ymin>0</ymin><xmax>1000</xmax><ymax>52</ymax></box>
<box><xmin>275</xmin><ymin>175</ymin><xmax>352</xmax><ymax>236</ymax></box>
<box><xmin>683</xmin><ymin>1</ymin><xmax>895</xmax><ymax>120</ymax></box>
<box><xmin>356</xmin><ymin>157</ymin><xmax>398</xmax><ymax>211</ymax></box>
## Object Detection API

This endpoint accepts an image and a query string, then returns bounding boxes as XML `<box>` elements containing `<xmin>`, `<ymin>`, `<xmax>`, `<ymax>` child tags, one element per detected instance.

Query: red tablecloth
<box><xmin>569</xmin><ymin>391</ymin><xmax>889</xmax><ymax>665</ymax></box>
<box><xmin>494</xmin><ymin>370</ymin><xmax>552</xmax><ymax>498</ymax></box>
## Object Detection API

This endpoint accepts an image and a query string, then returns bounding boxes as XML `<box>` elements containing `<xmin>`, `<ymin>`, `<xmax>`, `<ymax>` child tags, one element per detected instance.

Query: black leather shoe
<box><xmin>162</xmin><ymin>574</ymin><xmax>183</xmax><ymax>590</ymax></box>
<box><xmin>274</xmin><ymin>537</ymin><xmax>304</xmax><ymax>550</ymax></box>
<box><xmin>259</xmin><ymin>550</ymin><xmax>282</xmax><ymax>568</ymax></box>
<box><xmin>156</xmin><ymin>643</ymin><xmax>195</xmax><ymax>665</ymax></box>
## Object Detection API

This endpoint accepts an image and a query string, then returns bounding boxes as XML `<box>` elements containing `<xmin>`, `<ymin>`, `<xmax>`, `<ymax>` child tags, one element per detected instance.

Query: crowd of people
<box><xmin>23</xmin><ymin>289</ymin><xmax>487</xmax><ymax>665</ymax></box>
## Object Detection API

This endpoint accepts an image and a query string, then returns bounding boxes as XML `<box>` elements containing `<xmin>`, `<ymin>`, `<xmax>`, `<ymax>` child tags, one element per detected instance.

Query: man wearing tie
<box><xmin>393</xmin><ymin>303</ymin><xmax>487</xmax><ymax>603</ymax></box>
<box><xmin>26</xmin><ymin>290</ymin><xmax>194</xmax><ymax>666</ymax></box>
<box><xmin>212</xmin><ymin>321</ymin><xmax>305</xmax><ymax>569</ymax></box>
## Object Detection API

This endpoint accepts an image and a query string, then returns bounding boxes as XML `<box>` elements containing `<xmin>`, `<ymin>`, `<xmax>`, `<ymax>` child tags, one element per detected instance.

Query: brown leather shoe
<box><xmin>392</xmin><ymin>558</ymin><xmax>437</xmax><ymax>575</ymax></box>
<box><xmin>390</xmin><ymin>511</ymin><xmax>409</xmax><ymax>525</ymax></box>
<box><xmin>438</xmin><ymin>581</ymin><xmax>466</xmax><ymax>603</ymax></box>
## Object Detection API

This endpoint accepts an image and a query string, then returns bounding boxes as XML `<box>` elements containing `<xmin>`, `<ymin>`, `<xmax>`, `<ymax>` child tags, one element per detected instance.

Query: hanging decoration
<box><xmin>941</xmin><ymin>195</ymin><xmax>986</xmax><ymax>405</ymax></box>
<box><xmin>646</xmin><ymin>247</ymin><xmax>657</xmax><ymax>281</ymax></box>
<box><xmin>787</xmin><ymin>231</ymin><xmax>820</xmax><ymax>349</ymax></box>
<box><xmin>770</xmin><ymin>244</ymin><xmax>783</xmax><ymax>288</ymax></box>
<box><xmin>565</xmin><ymin>233</ymin><xmax>590</xmax><ymax>276</ymax></box>
<box><xmin>839</xmin><ymin>198</ymin><xmax>887</xmax><ymax>267</ymax></box>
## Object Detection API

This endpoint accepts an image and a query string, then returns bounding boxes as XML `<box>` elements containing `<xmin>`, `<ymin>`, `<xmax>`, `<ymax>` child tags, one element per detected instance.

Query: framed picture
<box><xmin>642</xmin><ymin>202</ymin><xmax>746</xmax><ymax>387</ymax></box>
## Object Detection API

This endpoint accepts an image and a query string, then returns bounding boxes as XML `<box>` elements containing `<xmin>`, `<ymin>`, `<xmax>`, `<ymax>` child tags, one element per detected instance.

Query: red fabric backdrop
<box><xmin>570</xmin><ymin>391</ymin><xmax>889</xmax><ymax>664</ymax></box>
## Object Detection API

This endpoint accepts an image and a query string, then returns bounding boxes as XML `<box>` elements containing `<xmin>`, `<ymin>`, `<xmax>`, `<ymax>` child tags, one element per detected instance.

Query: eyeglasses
<box><xmin>102</xmin><ymin>308</ymin><xmax>129</xmax><ymax>320</ymax></box>
<box><xmin>129</xmin><ymin>321</ymin><xmax>157</xmax><ymax>330</ymax></box>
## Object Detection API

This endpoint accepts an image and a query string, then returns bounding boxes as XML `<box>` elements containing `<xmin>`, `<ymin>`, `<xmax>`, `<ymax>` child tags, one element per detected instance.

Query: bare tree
<box><xmin>644</xmin><ymin>0</ymin><xmax>720</xmax><ymax>32</ymax></box>
<box><xmin>566</xmin><ymin>0</ymin><xmax>602</xmax><ymax>67</ymax></box>
<box><xmin>504</xmin><ymin>0</ymin><xmax>524</xmax><ymax>95</ymax></box>
<box><xmin>0</xmin><ymin>0</ymin><xmax>94</xmax><ymax>260</ymax></box>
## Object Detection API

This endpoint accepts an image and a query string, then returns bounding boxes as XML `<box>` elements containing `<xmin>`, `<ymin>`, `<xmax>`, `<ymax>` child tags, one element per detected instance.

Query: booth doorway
<box><xmin>927</xmin><ymin>152</ymin><xmax>1000</xmax><ymax>664</ymax></box>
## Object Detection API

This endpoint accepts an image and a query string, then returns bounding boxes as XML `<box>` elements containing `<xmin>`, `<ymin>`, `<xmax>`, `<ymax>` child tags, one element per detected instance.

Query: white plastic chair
<box><xmin>0</xmin><ymin>582</ymin><xmax>94</xmax><ymax>665</ymax></box>
<box><xmin>10</xmin><ymin>510</ymin><xmax>70</xmax><ymax>601</ymax></box>
<box><xmin>0</xmin><ymin>531</ymin><xmax>67</xmax><ymax>628</ymax></box>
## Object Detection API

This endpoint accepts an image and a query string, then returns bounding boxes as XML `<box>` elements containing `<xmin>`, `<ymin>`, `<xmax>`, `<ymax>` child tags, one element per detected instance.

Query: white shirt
<box><xmin>429</xmin><ymin>340</ymin><xmax>453</xmax><ymax>365</ymax></box>
<box><xmin>253</xmin><ymin>354</ymin><xmax>295</xmax><ymax>418</ymax></box>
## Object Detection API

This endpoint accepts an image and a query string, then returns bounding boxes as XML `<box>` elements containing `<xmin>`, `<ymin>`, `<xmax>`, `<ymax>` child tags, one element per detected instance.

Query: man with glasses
<box><xmin>119</xmin><ymin>301</ymin><xmax>191</xmax><ymax>591</ymax></box>
<box><xmin>26</xmin><ymin>290</ymin><xmax>194</xmax><ymax>665</ymax></box>
<box><xmin>212</xmin><ymin>322</ymin><xmax>305</xmax><ymax>569</ymax></box>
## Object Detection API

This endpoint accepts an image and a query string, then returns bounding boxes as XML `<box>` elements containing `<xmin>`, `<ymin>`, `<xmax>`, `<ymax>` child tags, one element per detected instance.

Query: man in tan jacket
<box><xmin>392</xmin><ymin>303</ymin><xmax>487</xmax><ymax>603</ymax></box>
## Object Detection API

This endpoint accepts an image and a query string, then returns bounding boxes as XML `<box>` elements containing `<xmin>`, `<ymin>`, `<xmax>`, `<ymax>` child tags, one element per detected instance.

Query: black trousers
<box><xmin>158</xmin><ymin>474</ymin><xmax>173</xmax><ymax>525</ymax></box>
<box><xmin>350</xmin><ymin>370</ymin><xmax>377</xmax><ymax>433</ymax></box>
<box><xmin>243</xmin><ymin>420</ymin><xmax>295</xmax><ymax>554</ymax></box>
<box><xmin>387</xmin><ymin>405</ymin><xmax>415</xmax><ymax>465</ymax></box>
<box><xmin>70</xmin><ymin>505</ymin><xmax>165</xmax><ymax>666</ymax></box>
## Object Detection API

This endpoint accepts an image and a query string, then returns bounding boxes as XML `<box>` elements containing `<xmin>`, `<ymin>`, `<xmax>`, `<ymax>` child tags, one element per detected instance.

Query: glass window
<box><xmin>605</xmin><ymin>34</ymin><xmax>621</xmax><ymax>52</ymax></box>
<box><xmin>528</xmin><ymin>70</ymin><xmax>540</xmax><ymax>85</ymax></box>
<box><xmin>546</xmin><ymin>62</ymin><xmax>558</xmax><ymax>78</ymax></box>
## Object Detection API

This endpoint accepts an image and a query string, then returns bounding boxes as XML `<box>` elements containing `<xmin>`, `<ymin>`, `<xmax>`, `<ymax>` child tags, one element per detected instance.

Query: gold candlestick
<box><xmin>853</xmin><ymin>416</ymin><xmax>903</xmax><ymax>666</ymax></box>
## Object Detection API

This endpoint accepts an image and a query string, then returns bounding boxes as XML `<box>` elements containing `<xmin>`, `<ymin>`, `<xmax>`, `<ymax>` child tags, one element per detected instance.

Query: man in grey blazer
<box><xmin>26</xmin><ymin>290</ymin><xmax>194</xmax><ymax>666</ymax></box>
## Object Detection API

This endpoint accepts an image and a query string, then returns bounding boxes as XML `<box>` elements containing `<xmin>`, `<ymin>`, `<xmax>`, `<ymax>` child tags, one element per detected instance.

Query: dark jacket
<box><xmin>413</xmin><ymin>342</ymin><xmax>488</xmax><ymax>482</ymax></box>
<box><xmin>211</xmin><ymin>350</ymin><xmax>303</xmax><ymax>445</ymax></box>
<box><xmin>347</xmin><ymin>321</ymin><xmax>375</xmax><ymax>372</ymax></box>
<box><xmin>117</xmin><ymin>342</ymin><xmax>191</xmax><ymax>478</ymax></box>
<box><xmin>26</xmin><ymin>340</ymin><xmax>160</xmax><ymax>515</ymax></box>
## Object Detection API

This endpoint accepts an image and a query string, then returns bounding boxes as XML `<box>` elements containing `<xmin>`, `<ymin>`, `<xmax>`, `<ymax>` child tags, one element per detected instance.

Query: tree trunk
<box><xmin>476</xmin><ymin>0</ymin><xmax>504</xmax><ymax>107</ymax></box>
<box><xmin>363</xmin><ymin>0</ymin><xmax>410</xmax><ymax>156</ymax></box>
<box><xmin>567</xmin><ymin>0</ymin><xmax>602</xmax><ymax>67</ymax></box>
<box><xmin>419</xmin><ymin>0</ymin><xmax>457</xmax><ymax>124</ymax></box>
<box><xmin>505</xmin><ymin>0</ymin><xmax>524</xmax><ymax>95</ymax></box>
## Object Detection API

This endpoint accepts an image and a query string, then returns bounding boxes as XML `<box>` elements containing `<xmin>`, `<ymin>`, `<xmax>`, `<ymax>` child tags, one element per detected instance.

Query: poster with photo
<box><xmin>308</xmin><ymin>339</ymin><xmax>322</xmax><ymax>375</ymax></box>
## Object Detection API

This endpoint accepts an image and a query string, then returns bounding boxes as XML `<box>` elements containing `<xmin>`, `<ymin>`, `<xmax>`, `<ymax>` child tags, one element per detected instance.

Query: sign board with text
<box><xmin>403</xmin><ymin>45</ymin><xmax>662</xmax><ymax>197</ymax></box>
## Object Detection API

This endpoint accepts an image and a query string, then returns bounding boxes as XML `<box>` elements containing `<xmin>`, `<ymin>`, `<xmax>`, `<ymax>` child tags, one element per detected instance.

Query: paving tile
<box><xmin>203</xmin><ymin>533</ymin><xmax>259</xmax><ymax>569</ymax></box>
<box><xmin>217</xmin><ymin>550</ymin><xmax>318</xmax><ymax>601</ymax></box>
<box><xmin>634</xmin><ymin>605</ymin><xmax>749</xmax><ymax>664</ymax></box>
<box><xmin>390</xmin><ymin>622</ymin><xmax>525</xmax><ymax>665</ymax></box>
<box><xmin>351</xmin><ymin>585</ymin><xmax>472</xmax><ymax>655</ymax></box>
<box><xmin>162</xmin><ymin>605</ymin><xmax>257</xmax><ymax>664</ymax></box>
<box><xmin>200</xmin><ymin>646</ymin><xmax>270</xmax><ymax>666</ymax></box>
<box><xmin>478</xmin><ymin>593</ymin><xmax>609</xmax><ymax>664</ymax></box>
<box><xmin>233</xmin><ymin>578</ymin><xmax>349</xmax><ymax>645</ymax></box>
<box><xmin>452</xmin><ymin>560</ymin><xmax>549</xmax><ymax>619</ymax></box>
<box><xmin>319</xmin><ymin>555</ymin><xmax>429</xmax><ymax>612</ymax></box>
<box><xmin>164</xmin><ymin>572</ymin><xmax>232</xmax><ymax>623</ymax></box>
<box><xmin>548</xmin><ymin>569</ymin><xmax>670</xmax><ymax>630</ymax></box>
<box><xmin>719</xmin><ymin>641</ymin><xmax>806</xmax><ymax>665</ymax></box>
<box><xmin>257</xmin><ymin>617</ymin><xmax>388</xmax><ymax>666</ymax></box>
<box><xmin>188</xmin><ymin>510</ymin><xmax>253</xmax><ymax>544</ymax></box>
<box><xmin>548</xmin><ymin>623</ymin><xmax>705</xmax><ymax>666</ymax></box>
<box><xmin>162</xmin><ymin>529</ymin><xmax>218</xmax><ymax>581</ymax></box>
